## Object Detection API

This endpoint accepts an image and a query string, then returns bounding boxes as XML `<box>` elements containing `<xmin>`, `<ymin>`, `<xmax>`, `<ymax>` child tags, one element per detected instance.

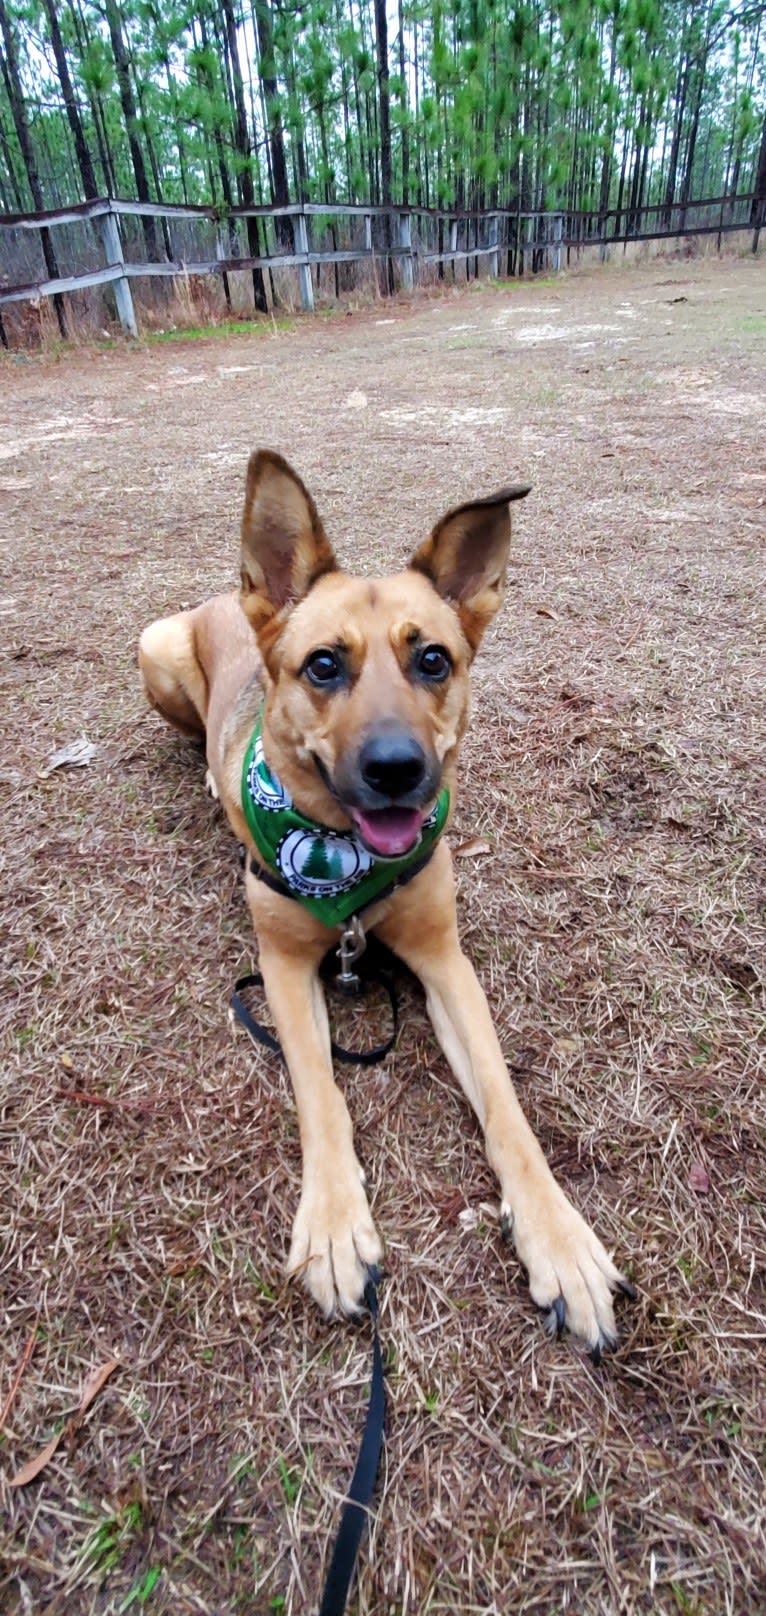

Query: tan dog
<box><xmin>139</xmin><ymin>450</ymin><xmax>631</xmax><ymax>1356</ymax></box>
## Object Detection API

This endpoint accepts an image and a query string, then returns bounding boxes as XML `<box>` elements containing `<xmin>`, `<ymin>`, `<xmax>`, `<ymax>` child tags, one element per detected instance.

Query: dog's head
<box><xmin>240</xmin><ymin>450</ymin><xmax>530</xmax><ymax>856</ymax></box>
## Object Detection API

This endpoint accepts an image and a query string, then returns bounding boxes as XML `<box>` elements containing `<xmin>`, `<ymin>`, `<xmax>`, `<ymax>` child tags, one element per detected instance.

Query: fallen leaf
<box><xmin>40</xmin><ymin>738</ymin><xmax>97</xmax><ymax>777</ymax></box>
<box><xmin>59</xmin><ymin>1052</ymin><xmax>74</xmax><ymax>1071</ymax></box>
<box><xmin>506</xmin><ymin>704</ymin><xmax>531</xmax><ymax>726</ymax></box>
<box><xmin>535</xmin><ymin>606</ymin><xmax>559</xmax><ymax>621</ymax></box>
<box><xmin>554</xmin><ymin>1036</ymin><xmax>581</xmax><ymax>1058</ymax></box>
<box><xmin>9</xmin><ymin>1430</ymin><xmax>63</xmax><ymax>1488</ymax></box>
<box><xmin>0</xmin><ymin>1316</ymin><xmax>40</xmax><ymax>1431</ymax></box>
<box><xmin>9</xmin><ymin>1357</ymin><xmax>120</xmax><ymax>1488</ymax></box>
<box><xmin>688</xmin><ymin>1161</ymin><xmax>710</xmax><ymax>1195</ymax></box>
<box><xmin>78</xmin><ymin>1359</ymin><xmax>121</xmax><ymax>1415</ymax></box>
<box><xmin>454</xmin><ymin>836</ymin><xmax>492</xmax><ymax>859</ymax></box>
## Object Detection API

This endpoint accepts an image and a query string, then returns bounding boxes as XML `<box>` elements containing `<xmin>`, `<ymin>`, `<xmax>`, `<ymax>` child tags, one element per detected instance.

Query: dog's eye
<box><xmin>303</xmin><ymin>648</ymin><xmax>343</xmax><ymax>686</ymax></box>
<box><xmin>415</xmin><ymin>644</ymin><xmax>452</xmax><ymax>682</ymax></box>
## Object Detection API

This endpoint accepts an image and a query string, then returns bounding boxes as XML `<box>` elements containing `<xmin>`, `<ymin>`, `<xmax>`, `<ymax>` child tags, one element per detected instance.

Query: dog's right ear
<box><xmin>240</xmin><ymin>450</ymin><xmax>338</xmax><ymax>647</ymax></box>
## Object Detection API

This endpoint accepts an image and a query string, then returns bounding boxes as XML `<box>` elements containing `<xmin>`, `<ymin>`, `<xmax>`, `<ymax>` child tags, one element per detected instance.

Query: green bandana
<box><xmin>241</xmin><ymin>712</ymin><xmax>450</xmax><ymax>928</ymax></box>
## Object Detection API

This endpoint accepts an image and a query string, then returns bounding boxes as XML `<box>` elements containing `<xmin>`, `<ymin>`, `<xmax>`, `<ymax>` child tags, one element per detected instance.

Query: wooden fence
<box><xmin>0</xmin><ymin>190</ymin><xmax>762</xmax><ymax>342</ymax></box>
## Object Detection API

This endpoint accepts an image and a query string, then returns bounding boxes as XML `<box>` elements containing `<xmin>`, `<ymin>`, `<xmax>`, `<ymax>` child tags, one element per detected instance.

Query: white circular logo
<box><xmin>247</xmin><ymin>737</ymin><xmax>292</xmax><ymax>812</ymax></box>
<box><xmin>277</xmin><ymin>828</ymin><xmax>373</xmax><ymax>896</ymax></box>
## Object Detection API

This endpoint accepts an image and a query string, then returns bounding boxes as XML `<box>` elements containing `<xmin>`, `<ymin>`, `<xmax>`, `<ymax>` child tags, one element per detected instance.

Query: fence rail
<box><xmin>0</xmin><ymin>191</ymin><xmax>762</xmax><ymax>341</ymax></box>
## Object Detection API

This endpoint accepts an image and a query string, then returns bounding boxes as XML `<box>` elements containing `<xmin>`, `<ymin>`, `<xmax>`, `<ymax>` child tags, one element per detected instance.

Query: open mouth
<box><xmin>350</xmin><ymin>806</ymin><xmax>424</xmax><ymax>858</ymax></box>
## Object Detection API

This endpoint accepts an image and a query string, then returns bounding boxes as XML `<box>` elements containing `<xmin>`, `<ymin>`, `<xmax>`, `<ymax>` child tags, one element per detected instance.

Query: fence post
<box><xmin>550</xmin><ymin>213</ymin><xmax>563</xmax><ymax>273</ymax></box>
<box><xmin>293</xmin><ymin>208</ymin><xmax>314</xmax><ymax>313</ymax></box>
<box><xmin>97</xmin><ymin>202</ymin><xmax>138</xmax><ymax>338</ymax></box>
<box><xmin>449</xmin><ymin>218</ymin><xmax>458</xmax><ymax>281</ymax></box>
<box><xmin>215</xmin><ymin>223</ymin><xmax>234</xmax><ymax>312</ymax></box>
<box><xmin>488</xmin><ymin>213</ymin><xmax>499</xmax><ymax>279</ymax></box>
<box><xmin>751</xmin><ymin>190</ymin><xmax>764</xmax><ymax>255</ymax></box>
<box><xmin>398</xmin><ymin>211</ymin><xmax>413</xmax><ymax>290</ymax></box>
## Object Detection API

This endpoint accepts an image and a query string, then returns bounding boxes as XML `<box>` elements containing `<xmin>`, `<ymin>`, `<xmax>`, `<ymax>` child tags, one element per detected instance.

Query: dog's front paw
<box><xmin>287</xmin><ymin>1162</ymin><xmax>383</xmax><ymax>1317</ymax></box>
<box><xmin>502</xmin><ymin>1187</ymin><xmax>634</xmax><ymax>1360</ymax></box>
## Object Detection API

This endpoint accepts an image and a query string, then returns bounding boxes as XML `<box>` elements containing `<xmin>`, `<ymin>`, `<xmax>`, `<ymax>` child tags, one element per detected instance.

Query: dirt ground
<box><xmin>1</xmin><ymin>254</ymin><xmax>765</xmax><ymax>1615</ymax></box>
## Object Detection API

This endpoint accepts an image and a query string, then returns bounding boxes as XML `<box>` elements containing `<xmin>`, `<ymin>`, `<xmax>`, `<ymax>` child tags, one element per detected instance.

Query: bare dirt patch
<box><xmin>2</xmin><ymin>257</ymin><xmax>765</xmax><ymax>1615</ymax></box>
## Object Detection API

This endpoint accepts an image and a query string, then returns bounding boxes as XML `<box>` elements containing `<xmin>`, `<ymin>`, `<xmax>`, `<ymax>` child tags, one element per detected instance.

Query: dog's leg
<box><xmin>138</xmin><ymin>612</ymin><xmax>208</xmax><ymax>739</ymax></box>
<box><xmin>247</xmin><ymin>877</ymin><xmax>383</xmax><ymax>1316</ymax></box>
<box><xmin>375</xmin><ymin>844</ymin><xmax>629</xmax><ymax>1354</ymax></box>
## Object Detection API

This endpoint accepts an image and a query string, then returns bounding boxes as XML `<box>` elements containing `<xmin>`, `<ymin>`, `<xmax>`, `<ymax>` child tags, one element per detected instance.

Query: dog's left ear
<box><xmin>409</xmin><ymin>484</ymin><xmax>531</xmax><ymax>654</ymax></box>
<box><xmin>240</xmin><ymin>449</ymin><xmax>338</xmax><ymax>644</ymax></box>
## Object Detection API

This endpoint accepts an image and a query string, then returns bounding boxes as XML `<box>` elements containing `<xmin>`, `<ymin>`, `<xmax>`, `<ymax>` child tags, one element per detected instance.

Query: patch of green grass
<box><xmin>77</xmin><ymin>1501</ymin><xmax>144</xmax><ymax>1578</ymax></box>
<box><xmin>145</xmin><ymin>317</ymin><xmax>294</xmax><ymax>345</ymax></box>
<box><xmin>277</xmin><ymin>1455</ymin><xmax>302</xmax><ymax>1503</ymax></box>
<box><xmin>574</xmin><ymin>1490</ymin><xmax>604</xmax><ymax>1512</ymax></box>
<box><xmin>229</xmin><ymin>1523</ymin><xmax>260</xmax><ymax>1573</ymax></box>
<box><xmin>244</xmin><ymin>1258</ymin><xmax>276</xmax><ymax>1299</ymax></box>
<box><xmin>670</xmin><ymin>1582</ymin><xmax>702</xmax><ymax>1614</ymax></box>
<box><xmin>734</xmin><ymin>312</ymin><xmax>766</xmax><ymax>336</ymax></box>
<box><xmin>229</xmin><ymin>1451</ymin><xmax>257</xmax><ymax>1482</ymax></box>
<box><xmin>119</xmin><ymin>1565</ymin><xmax>162</xmax><ymax>1610</ymax></box>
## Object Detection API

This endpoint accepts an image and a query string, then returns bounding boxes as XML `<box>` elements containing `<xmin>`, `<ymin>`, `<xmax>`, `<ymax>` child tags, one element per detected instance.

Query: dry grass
<box><xmin>1</xmin><ymin>255</ymin><xmax>765</xmax><ymax>1615</ymax></box>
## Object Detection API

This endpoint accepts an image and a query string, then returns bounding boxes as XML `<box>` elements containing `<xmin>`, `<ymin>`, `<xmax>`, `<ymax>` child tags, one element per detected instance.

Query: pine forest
<box><xmin>1</xmin><ymin>1</ymin><xmax>765</xmax><ymax>229</ymax></box>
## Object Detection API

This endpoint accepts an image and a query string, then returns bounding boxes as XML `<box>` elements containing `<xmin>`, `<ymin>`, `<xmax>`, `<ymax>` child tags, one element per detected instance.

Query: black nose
<box><xmin>359</xmin><ymin>730</ymin><xmax>427</xmax><ymax>799</ymax></box>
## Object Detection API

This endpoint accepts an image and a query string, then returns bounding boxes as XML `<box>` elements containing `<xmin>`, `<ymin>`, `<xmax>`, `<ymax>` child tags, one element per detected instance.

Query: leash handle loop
<box><xmin>230</xmin><ymin>972</ymin><xmax>398</xmax><ymax>1069</ymax></box>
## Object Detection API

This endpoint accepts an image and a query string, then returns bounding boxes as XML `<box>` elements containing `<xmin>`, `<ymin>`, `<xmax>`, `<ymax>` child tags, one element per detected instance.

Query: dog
<box><xmin>139</xmin><ymin>450</ymin><xmax>631</xmax><ymax>1355</ymax></box>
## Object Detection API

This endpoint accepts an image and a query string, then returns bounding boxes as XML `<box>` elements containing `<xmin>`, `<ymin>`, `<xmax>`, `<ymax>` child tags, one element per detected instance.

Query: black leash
<box><xmin>231</xmin><ymin>972</ymin><xmax>389</xmax><ymax>1610</ymax></box>
<box><xmin>318</xmin><ymin>1276</ymin><xmax>385</xmax><ymax>1616</ymax></box>
<box><xmin>230</xmin><ymin>892</ymin><xmax>394</xmax><ymax>1610</ymax></box>
<box><xmin>230</xmin><ymin>984</ymin><xmax>388</xmax><ymax>1611</ymax></box>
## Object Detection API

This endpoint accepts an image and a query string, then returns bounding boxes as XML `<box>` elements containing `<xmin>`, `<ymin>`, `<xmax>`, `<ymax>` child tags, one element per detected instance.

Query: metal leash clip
<box><xmin>336</xmin><ymin>914</ymin><xmax>366</xmax><ymax>995</ymax></box>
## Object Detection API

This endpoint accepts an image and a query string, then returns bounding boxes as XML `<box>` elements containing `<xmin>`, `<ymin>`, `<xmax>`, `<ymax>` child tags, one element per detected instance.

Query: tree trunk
<box><xmin>598</xmin><ymin>23</ymin><xmax>618</xmax><ymax>223</ymax></box>
<box><xmin>374</xmin><ymin>0</ymin><xmax>393</xmax><ymax>291</ymax></box>
<box><xmin>664</xmin><ymin>36</ymin><xmax>691</xmax><ymax>222</ymax></box>
<box><xmin>398</xmin><ymin>0</ymin><xmax>409</xmax><ymax>205</ymax></box>
<box><xmin>69</xmin><ymin>1</ymin><xmax>117</xmax><ymax>194</ymax></box>
<box><xmin>0</xmin><ymin>0</ymin><xmax>68</xmax><ymax>335</ymax></box>
<box><xmin>751</xmin><ymin>106</ymin><xmax>766</xmax><ymax>228</ymax></box>
<box><xmin>627</xmin><ymin>97</ymin><xmax>647</xmax><ymax>232</ymax></box>
<box><xmin>41</xmin><ymin>0</ymin><xmax>98</xmax><ymax>200</ymax></box>
<box><xmin>132</xmin><ymin>69</ymin><xmax>173</xmax><ymax>256</ymax></box>
<box><xmin>219</xmin><ymin>0</ymin><xmax>268</xmax><ymax>311</ymax></box>
<box><xmin>104</xmin><ymin>0</ymin><xmax>159</xmax><ymax>260</ymax></box>
<box><xmin>0</xmin><ymin>91</ymin><xmax>24</xmax><ymax>208</ymax></box>
<box><xmin>680</xmin><ymin>3</ymin><xmax>717</xmax><ymax>213</ymax></box>
<box><xmin>254</xmin><ymin>0</ymin><xmax>293</xmax><ymax>247</ymax></box>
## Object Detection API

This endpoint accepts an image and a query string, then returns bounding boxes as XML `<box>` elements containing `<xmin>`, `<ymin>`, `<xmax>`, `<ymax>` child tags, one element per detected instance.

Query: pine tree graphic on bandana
<box><xmin>302</xmin><ymin>837</ymin><xmax>339</xmax><ymax>883</ymax></box>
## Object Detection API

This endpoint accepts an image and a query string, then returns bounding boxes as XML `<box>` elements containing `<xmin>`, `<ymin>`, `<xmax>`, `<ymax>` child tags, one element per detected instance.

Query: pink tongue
<box><xmin>352</xmin><ymin>807</ymin><xmax>423</xmax><ymax>857</ymax></box>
